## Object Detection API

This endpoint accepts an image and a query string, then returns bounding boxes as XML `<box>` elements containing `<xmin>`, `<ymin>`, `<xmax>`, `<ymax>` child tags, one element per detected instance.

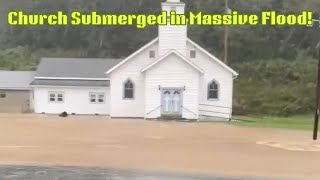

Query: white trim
<box><xmin>30</xmin><ymin>85</ymin><xmax>108</xmax><ymax>89</ymax></box>
<box><xmin>0</xmin><ymin>88</ymin><xmax>31</xmax><ymax>90</ymax></box>
<box><xmin>48</xmin><ymin>91</ymin><xmax>65</xmax><ymax>103</ymax></box>
<box><xmin>123</xmin><ymin>79</ymin><xmax>135</xmax><ymax>100</ymax></box>
<box><xmin>207</xmin><ymin>79</ymin><xmax>220</xmax><ymax>101</ymax></box>
<box><xmin>34</xmin><ymin>77</ymin><xmax>109</xmax><ymax>81</ymax></box>
<box><xmin>141</xmin><ymin>50</ymin><xmax>205</xmax><ymax>74</ymax></box>
<box><xmin>89</xmin><ymin>92</ymin><xmax>106</xmax><ymax>104</ymax></box>
<box><xmin>162</xmin><ymin>2</ymin><xmax>185</xmax><ymax>6</ymax></box>
<box><xmin>106</xmin><ymin>38</ymin><xmax>159</xmax><ymax>74</ymax></box>
<box><xmin>187</xmin><ymin>38</ymin><xmax>239</xmax><ymax>76</ymax></box>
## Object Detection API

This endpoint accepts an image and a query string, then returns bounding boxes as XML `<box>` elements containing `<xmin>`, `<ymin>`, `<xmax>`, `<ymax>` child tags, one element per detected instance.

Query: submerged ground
<box><xmin>0</xmin><ymin>113</ymin><xmax>319</xmax><ymax>180</ymax></box>
<box><xmin>0</xmin><ymin>165</ymin><xmax>248</xmax><ymax>180</ymax></box>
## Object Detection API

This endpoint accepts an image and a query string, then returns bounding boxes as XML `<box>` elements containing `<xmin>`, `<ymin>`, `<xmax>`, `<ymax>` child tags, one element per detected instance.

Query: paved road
<box><xmin>0</xmin><ymin>165</ymin><xmax>274</xmax><ymax>180</ymax></box>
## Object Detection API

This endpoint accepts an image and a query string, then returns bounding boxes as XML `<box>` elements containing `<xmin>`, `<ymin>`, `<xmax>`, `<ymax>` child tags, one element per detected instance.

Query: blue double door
<box><xmin>161</xmin><ymin>89</ymin><xmax>183</xmax><ymax>115</ymax></box>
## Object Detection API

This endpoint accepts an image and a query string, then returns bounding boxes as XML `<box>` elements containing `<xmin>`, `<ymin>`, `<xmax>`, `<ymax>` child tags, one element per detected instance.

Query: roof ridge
<box><xmin>41</xmin><ymin>57</ymin><xmax>122</xmax><ymax>60</ymax></box>
<box><xmin>141</xmin><ymin>50</ymin><xmax>204</xmax><ymax>74</ymax></box>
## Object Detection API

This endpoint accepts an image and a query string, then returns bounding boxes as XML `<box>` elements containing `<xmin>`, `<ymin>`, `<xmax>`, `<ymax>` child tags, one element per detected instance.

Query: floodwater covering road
<box><xmin>0</xmin><ymin>165</ymin><xmax>274</xmax><ymax>180</ymax></box>
<box><xmin>0</xmin><ymin>114</ymin><xmax>319</xmax><ymax>179</ymax></box>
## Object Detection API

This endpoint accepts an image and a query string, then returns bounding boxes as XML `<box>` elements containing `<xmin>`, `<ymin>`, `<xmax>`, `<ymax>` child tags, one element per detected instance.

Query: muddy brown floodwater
<box><xmin>0</xmin><ymin>113</ymin><xmax>319</xmax><ymax>180</ymax></box>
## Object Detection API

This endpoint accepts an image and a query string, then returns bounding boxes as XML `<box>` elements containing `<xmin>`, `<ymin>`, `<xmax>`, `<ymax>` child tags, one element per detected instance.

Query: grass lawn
<box><xmin>232</xmin><ymin>114</ymin><xmax>316</xmax><ymax>131</ymax></box>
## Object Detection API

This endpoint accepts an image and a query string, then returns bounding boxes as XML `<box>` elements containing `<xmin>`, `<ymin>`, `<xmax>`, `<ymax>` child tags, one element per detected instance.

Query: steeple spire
<box><xmin>161</xmin><ymin>0</ymin><xmax>185</xmax><ymax>15</ymax></box>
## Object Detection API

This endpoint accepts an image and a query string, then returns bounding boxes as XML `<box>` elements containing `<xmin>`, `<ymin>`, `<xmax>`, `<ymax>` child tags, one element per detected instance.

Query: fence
<box><xmin>198</xmin><ymin>104</ymin><xmax>232</xmax><ymax>122</ymax></box>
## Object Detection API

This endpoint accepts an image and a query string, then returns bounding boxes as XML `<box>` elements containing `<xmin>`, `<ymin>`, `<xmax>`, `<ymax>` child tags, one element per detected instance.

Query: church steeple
<box><xmin>161</xmin><ymin>0</ymin><xmax>185</xmax><ymax>15</ymax></box>
<box><xmin>158</xmin><ymin>0</ymin><xmax>187</xmax><ymax>56</ymax></box>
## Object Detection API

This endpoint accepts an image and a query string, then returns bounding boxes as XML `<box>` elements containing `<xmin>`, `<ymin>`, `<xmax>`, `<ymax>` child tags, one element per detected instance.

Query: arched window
<box><xmin>208</xmin><ymin>80</ymin><xmax>219</xmax><ymax>100</ymax></box>
<box><xmin>124</xmin><ymin>80</ymin><xmax>134</xmax><ymax>99</ymax></box>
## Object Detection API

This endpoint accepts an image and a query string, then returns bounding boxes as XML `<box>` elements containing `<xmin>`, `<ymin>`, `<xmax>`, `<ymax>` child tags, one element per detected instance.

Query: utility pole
<box><xmin>304</xmin><ymin>18</ymin><xmax>320</xmax><ymax>140</ymax></box>
<box><xmin>223</xmin><ymin>0</ymin><xmax>232</xmax><ymax>65</ymax></box>
<box><xmin>313</xmin><ymin>45</ymin><xmax>320</xmax><ymax>140</ymax></box>
<box><xmin>224</xmin><ymin>25</ymin><xmax>229</xmax><ymax>64</ymax></box>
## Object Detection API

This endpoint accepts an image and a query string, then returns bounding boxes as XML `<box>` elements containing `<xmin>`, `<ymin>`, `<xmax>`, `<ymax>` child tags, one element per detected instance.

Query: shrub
<box><xmin>233</xmin><ymin>59</ymin><xmax>317</xmax><ymax>116</ymax></box>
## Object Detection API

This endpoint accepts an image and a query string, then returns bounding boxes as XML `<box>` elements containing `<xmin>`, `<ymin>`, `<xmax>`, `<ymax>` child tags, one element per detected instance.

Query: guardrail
<box><xmin>182</xmin><ymin>106</ymin><xmax>198</xmax><ymax>116</ymax></box>
<box><xmin>146</xmin><ymin>105</ymin><xmax>162</xmax><ymax>115</ymax></box>
<box><xmin>198</xmin><ymin>104</ymin><xmax>232</xmax><ymax>121</ymax></box>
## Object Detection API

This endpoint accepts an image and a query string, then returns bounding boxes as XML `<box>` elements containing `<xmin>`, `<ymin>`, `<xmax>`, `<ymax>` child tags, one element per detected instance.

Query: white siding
<box><xmin>187</xmin><ymin>42</ymin><xmax>234</xmax><ymax>119</ymax></box>
<box><xmin>109</xmin><ymin>43</ymin><xmax>159</xmax><ymax>118</ymax></box>
<box><xmin>33</xmin><ymin>87</ymin><xmax>109</xmax><ymax>115</ymax></box>
<box><xmin>109</xmin><ymin>40</ymin><xmax>235</xmax><ymax>120</ymax></box>
<box><xmin>159</xmin><ymin>23</ymin><xmax>187</xmax><ymax>56</ymax></box>
<box><xmin>159</xmin><ymin>1</ymin><xmax>187</xmax><ymax>56</ymax></box>
<box><xmin>145</xmin><ymin>53</ymin><xmax>200</xmax><ymax>119</ymax></box>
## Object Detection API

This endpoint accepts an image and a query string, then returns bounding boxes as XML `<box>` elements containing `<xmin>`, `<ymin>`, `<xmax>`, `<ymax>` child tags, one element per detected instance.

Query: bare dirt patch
<box><xmin>0</xmin><ymin>113</ymin><xmax>319</xmax><ymax>179</ymax></box>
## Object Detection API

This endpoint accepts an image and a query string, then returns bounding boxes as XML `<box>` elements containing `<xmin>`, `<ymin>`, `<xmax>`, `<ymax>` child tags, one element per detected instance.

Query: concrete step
<box><xmin>157</xmin><ymin>115</ymin><xmax>189</xmax><ymax>122</ymax></box>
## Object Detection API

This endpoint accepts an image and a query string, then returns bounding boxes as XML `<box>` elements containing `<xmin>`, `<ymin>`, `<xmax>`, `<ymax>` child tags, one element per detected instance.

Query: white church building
<box><xmin>29</xmin><ymin>0</ymin><xmax>238</xmax><ymax>120</ymax></box>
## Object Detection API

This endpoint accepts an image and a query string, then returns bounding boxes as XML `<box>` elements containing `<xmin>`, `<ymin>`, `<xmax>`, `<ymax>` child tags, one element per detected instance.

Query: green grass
<box><xmin>232</xmin><ymin>114</ymin><xmax>315</xmax><ymax>131</ymax></box>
